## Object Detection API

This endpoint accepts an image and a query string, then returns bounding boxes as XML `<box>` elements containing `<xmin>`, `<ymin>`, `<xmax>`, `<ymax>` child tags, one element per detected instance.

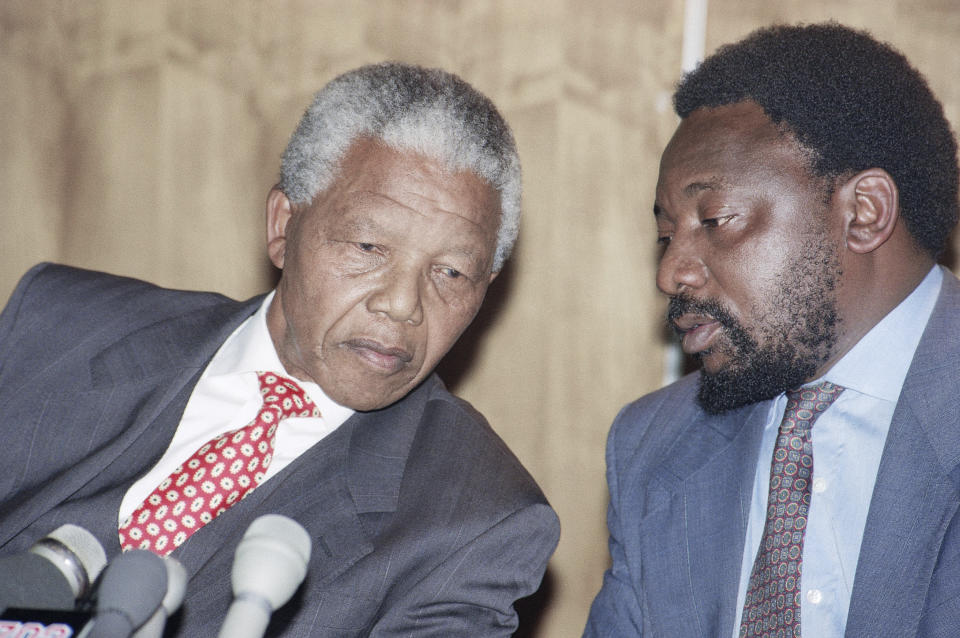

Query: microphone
<box><xmin>0</xmin><ymin>524</ymin><xmax>107</xmax><ymax>610</ymax></box>
<box><xmin>131</xmin><ymin>556</ymin><xmax>188</xmax><ymax>638</ymax></box>
<box><xmin>83</xmin><ymin>550</ymin><xmax>169</xmax><ymax>638</ymax></box>
<box><xmin>217</xmin><ymin>515</ymin><xmax>312</xmax><ymax>638</ymax></box>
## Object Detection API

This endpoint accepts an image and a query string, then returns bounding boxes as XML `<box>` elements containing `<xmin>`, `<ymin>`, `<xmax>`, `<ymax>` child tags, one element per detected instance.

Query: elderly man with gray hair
<box><xmin>0</xmin><ymin>63</ymin><xmax>559</xmax><ymax>636</ymax></box>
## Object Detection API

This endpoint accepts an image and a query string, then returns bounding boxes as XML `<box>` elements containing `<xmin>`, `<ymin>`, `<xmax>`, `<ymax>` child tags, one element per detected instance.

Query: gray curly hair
<box><xmin>279</xmin><ymin>62</ymin><xmax>522</xmax><ymax>272</ymax></box>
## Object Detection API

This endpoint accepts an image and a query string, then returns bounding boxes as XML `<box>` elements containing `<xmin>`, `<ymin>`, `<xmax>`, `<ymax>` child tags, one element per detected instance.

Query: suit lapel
<box><xmin>174</xmin><ymin>418</ymin><xmax>374</xmax><ymax>590</ymax></box>
<box><xmin>85</xmin><ymin>297</ymin><xmax>263</xmax><ymax>488</ymax></box>
<box><xmin>638</xmin><ymin>395</ymin><xmax>768</xmax><ymax>636</ymax></box>
<box><xmin>846</xmin><ymin>272</ymin><xmax>960</xmax><ymax>636</ymax></box>
<box><xmin>175</xmin><ymin>375</ymin><xmax>435</xmax><ymax>623</ymax></box>
<box><xmin>275</xmin><ymin>376</ymin><xmax>431</xmax><ymax>583</ymax></box>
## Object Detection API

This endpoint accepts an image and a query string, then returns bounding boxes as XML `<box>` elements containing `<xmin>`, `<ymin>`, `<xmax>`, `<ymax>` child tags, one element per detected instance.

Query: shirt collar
<box><xmin>823</xmin><ymin>265</ymin><xmax>942</xmax><ymax>401</ymax></box>
<box><xmin>204</xmin><ymin>290</ymin><xmax>355</xmax><ymax>424</ymax></box>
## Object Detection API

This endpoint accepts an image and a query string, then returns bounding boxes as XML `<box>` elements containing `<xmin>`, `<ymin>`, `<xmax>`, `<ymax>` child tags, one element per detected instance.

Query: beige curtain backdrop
<box><xmin>2</xmin><ymin>2</ymin><xmax>958</xmax><ymax>636</ymax></box>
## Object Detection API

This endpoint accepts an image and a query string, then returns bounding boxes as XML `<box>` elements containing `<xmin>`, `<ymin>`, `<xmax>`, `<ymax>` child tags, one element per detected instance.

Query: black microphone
<box><xmin>217</xmin><ymin>515</ymin><xmax>312</xmax><ymax>638</ymax></box>
<box><xmin>83</xmin><ymin>550</ymin><xmax>169</xmax><ymax>638</ymax></box>
<box><xmin>0</xmin><ymin>524</ymin><xmax>107</xmax><ymax>611</ymax></box>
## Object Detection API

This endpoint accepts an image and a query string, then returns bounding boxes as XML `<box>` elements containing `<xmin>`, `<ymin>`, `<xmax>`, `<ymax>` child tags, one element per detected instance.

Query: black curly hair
<box><xmin>674</xmin><ymin>22</ymin><xmax>959</xmax><ymax>258</ymax></box>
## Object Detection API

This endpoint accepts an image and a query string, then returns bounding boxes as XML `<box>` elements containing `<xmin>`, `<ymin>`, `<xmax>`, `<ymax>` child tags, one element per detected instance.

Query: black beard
<box><xmin>667</xmin><ymin>245</ymin><xmax>841</xmax><ymax>415</ymax></box>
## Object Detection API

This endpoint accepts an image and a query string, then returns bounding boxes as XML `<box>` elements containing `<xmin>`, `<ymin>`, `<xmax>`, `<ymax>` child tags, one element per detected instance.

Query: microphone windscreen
<box><xmin>87</xmin><ymin>550</ymin><xmax>168</xmax><ymax>638</ymax></box>
<box><xmin>129</xmin><ymin>556</ymin><xmax>188</xmax><ymax>638</ymax></box>
<box><xmin>29</xmin><ymin>524</ymin><xmax>108</xmax><ymax>600</ymax></box>
<box><xmin>231</xmin><ymin>514</ymin><xmax>311</xmax><ymax>609</ymax></box>
<box><xmin>161</xmin><ymin>556</ymin><xmax>188</xmax><ymax>616</ymax></box>
<box><xmin>217</xmin><ymin>515</ymin><xmax>312</xmax><ymax>638</ymax></box>
<box><xmin>0</xmin><ymin>524</ymin><xmax>107</xmax><ymax>611</ymax></box>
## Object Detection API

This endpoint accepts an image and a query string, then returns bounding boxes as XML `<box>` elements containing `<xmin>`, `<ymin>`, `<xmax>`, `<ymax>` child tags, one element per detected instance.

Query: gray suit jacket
<box><xmin>584</xmin><ymin>269</ymin><xmax>960</xmax><ymax>637</ymax></box>
<box><xmin>0</xmin><ymin>263</ymin><xmax>559</xmax><ymax>637</ymax></box>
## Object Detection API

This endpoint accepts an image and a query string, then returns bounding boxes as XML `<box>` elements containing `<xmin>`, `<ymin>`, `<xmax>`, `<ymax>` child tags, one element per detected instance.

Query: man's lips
<box><xmin>673</xmin><ymin>314</ymin><xmax>722</xmax><ymax>355</ymax></box>
<box><xmin>343</xmin><ymin>338</ymin><xmax>413</xmax><ymax>372</ymax></box>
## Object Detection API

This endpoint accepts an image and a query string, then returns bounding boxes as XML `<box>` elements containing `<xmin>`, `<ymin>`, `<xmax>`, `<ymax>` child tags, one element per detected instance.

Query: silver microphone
<box><xmin>0</xmin><ymin>524</ymin><xmax>107</xmax><ymax>610</ymax></box>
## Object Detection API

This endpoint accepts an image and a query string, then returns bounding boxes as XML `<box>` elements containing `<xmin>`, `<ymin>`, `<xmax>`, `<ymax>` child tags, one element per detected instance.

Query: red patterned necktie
<box><xmin>739</xmin><ymin>381</ymin><xmax>844</xmax><ymax>638</ymax></box>
<box><xmin>119</xmin><ymin>371</ymin><xmax>320</xmax><ymax>556</ymax></box>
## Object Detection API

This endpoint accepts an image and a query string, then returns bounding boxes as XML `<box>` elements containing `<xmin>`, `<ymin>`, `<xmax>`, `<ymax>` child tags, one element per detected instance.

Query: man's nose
<box><xmin>366</xmin><ymin>264</ymin><xmax>424</xmax><ymax>325</ymax></box>
<box><xmin>656</xmin><ymin>236</ymin><xmax>709</xmax><ymax>296</ymax></box>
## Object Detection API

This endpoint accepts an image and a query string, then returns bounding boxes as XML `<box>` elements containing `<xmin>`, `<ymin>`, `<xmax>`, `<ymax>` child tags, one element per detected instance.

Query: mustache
<box><xmin>666</xmin><ymin>295</ymin><xmax>739</xmax><ymax>332</ymax></box>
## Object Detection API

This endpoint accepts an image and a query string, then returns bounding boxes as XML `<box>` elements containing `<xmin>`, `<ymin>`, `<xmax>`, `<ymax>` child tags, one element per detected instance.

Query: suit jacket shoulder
<box><xmin>0</xmin><ymin>262</ymin><xmax>243</xmax><ymax>384</ymax></box>
<box><xmin>586</xmin><ymin>371</ymin><xmax>772</xmax><ymax>636</ymax></box>
<box><xmin>845</xmin><ymin>268</ymin><xmax>960</xmax><ymax>637</ymax></box>
<box><xmin>606</xmin><ymin>374</ymin><xmax>701</xmax><ymax>485</ymax></box>
<box><xmin>339</xmin><ymin>376</ymin><xmax>560</xmax><ymax>636</ymax></box>
<box><xmin>410</xmin><ymin>380</ymin><xmax>550</xmax><ymax>511</ymax></box>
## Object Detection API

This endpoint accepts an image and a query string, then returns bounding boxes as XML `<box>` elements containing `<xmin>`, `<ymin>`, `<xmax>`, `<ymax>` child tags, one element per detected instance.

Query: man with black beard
<box><xmin>584</xmin><ymin>23</ymin><xmax>960</xmax><ymax>638</ymax></box>
<box><xmin>669</xmin><ymin>233</ymin><xmax>842</xmax><ymax>415</ymax></box>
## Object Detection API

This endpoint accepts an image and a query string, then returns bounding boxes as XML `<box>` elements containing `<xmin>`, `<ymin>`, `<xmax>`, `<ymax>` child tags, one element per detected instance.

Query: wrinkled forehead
<box><xmin>367</xmin><ymin>140</ymin><xmax>498</xmax><ymax>219</ymax></box>
<box><xmin>323</xmin><ymin>139</ymin><xmax>502</xmax><ymax>246</ymax></box>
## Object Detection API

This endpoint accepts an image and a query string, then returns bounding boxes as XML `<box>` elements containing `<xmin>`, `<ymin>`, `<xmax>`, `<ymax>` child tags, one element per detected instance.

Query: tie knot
<box><xmin>257</xmin><ymin>371</ymin><xmax>321</xmax><ymax>421</ymax></box>
<box><xmin>782</xmin><ymin>380</ymin><xmax>844</xmax><ymax>433</ymax></box>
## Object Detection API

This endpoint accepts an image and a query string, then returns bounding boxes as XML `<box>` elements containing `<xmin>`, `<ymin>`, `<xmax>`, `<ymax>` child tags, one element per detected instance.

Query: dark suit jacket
<box><xmin>584</xmin><ymin>269</ymin><xmax>960</xmax><ymax>637</ymax></box>
<box><xmin>0</xmin><ymin>263</ymin><xmax>560</xmax><ymax>637</ymax></box>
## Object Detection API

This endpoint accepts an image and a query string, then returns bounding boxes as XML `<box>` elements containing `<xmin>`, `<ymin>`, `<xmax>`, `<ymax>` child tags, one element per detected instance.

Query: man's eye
<box><xmin>433</xmin><ymin>265</ymin><xmax>467</xmax><ymax>281</ymax></box>
<box><xmin>440</xmin><ymin>267</ymin><xmax>463</xmax><ymax>279</ymax></box>
<box><xmin>656</xmin><ymin>235</ymin><xmax>672</xmax><ymax>246</ymax></box>
<box><xmin>702</xmin><ymin>215</ymin><xmax>734</xmax><ymax>228</ymax></box>
<box><xmin>356</xmin><ymin>243</ymin><xmax>377</xmax><ymax>252</ymax></box>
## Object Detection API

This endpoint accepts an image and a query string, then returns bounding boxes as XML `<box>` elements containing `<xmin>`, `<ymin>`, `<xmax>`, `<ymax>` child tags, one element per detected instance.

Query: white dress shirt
<box><xmin>119</xmin><ymin>291</ymin><xmax>354</xmax><ymax>523</ymax></box>
<box><xmin>732</xmin><ymin>265</ymin><xmax>943</xmax><ymax>637</ymax></box>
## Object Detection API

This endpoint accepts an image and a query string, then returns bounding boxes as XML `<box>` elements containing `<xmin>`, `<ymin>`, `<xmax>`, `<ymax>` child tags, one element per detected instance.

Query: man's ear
<box><xmin>266</xmin><ymin>187</ymin><xmax>293</xmax><ymax>269</ymax></box>
<box><xmin>841</xmin><ymin>168</ymin><xmax>899</xmax><ymax>254</ymax></box>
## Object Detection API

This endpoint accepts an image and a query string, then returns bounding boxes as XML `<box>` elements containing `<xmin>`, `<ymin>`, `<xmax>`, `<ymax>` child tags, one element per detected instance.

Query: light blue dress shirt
<box><xmin>731</xmin><ymin>265</ymin><xmax>943</xmax><ymax>637</ymax></box>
